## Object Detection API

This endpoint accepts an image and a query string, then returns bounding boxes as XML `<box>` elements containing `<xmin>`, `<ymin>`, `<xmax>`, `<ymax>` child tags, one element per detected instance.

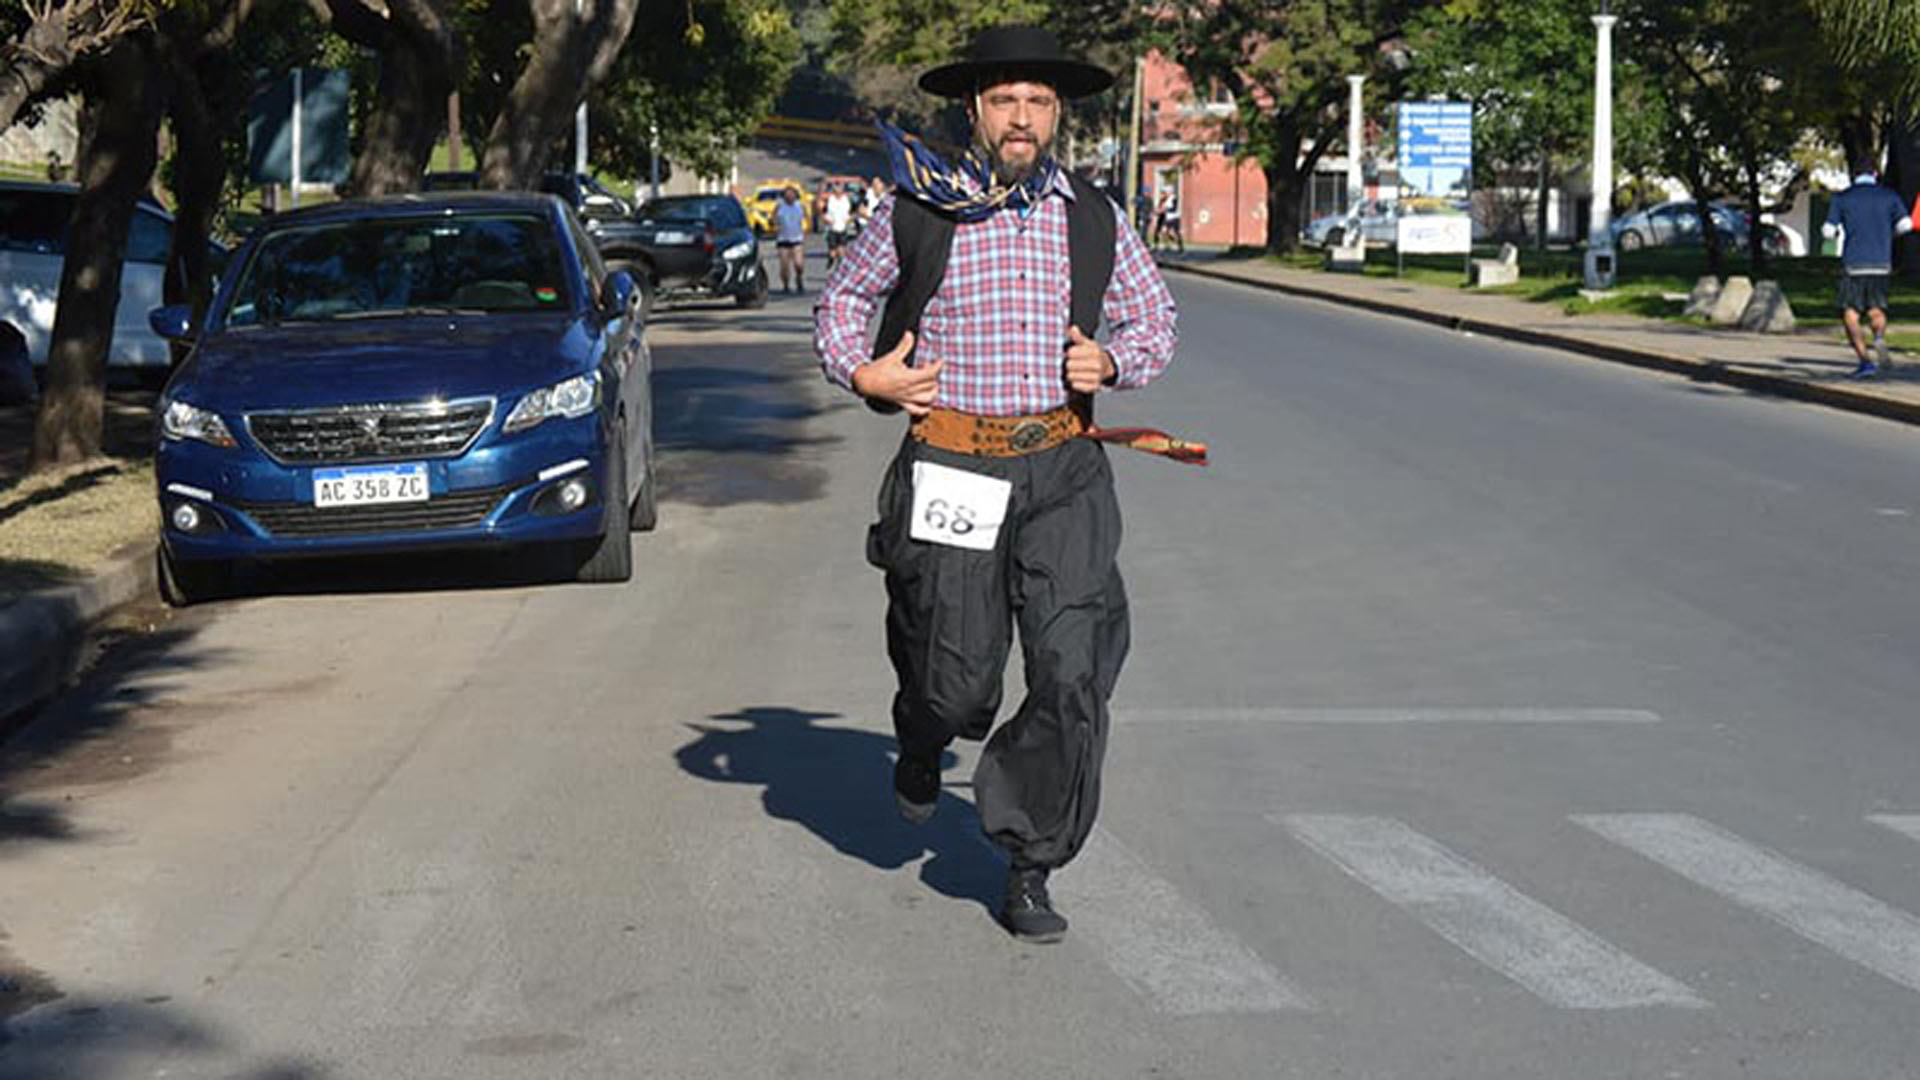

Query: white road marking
<box><xmin>1576</xmin><ymin>813</ymin><xmax>1920</xmax><ymax>994</ymax></box>
<box><xmin>1871</xmin><ymin>507</ymin><xmax>1910</xmax><ymax>517</ymax></box>
<box><xmin>1056</xmin><ymin>827</ymin><xmax>1312</xmax><ymax>1015</ymax></box>
<box><xmin>1281</xmin><ymin>814</ymin><xmax>1704</xmax><ymax>1009</ymax></box>
<box><xmin>1868</xmin><ymin>814</ymin><xmax>1920</xmax><ymax>844</ymax></box>
<box><xmin>1114</xmin><ymin>707</ymin><xmax>1661</xmax><ymax>726</ymax></box>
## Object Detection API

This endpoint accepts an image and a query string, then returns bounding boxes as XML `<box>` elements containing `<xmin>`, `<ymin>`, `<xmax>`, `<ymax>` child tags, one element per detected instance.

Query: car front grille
<box><xmin>239</xmin><ymin>485</ymin><xmax>509</xmax><ymax>538</ymax></box>
<box><xmin>246</xmin><ymin>398</ymin><xmax>495</xmax><ymax>465</ymax></box>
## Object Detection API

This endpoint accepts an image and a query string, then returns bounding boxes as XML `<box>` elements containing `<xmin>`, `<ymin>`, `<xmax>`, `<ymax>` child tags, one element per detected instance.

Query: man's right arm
<box><xmin>815</xmin><ymin>196</ymin><xmax>901</xmax><ymax>392</ymax></box>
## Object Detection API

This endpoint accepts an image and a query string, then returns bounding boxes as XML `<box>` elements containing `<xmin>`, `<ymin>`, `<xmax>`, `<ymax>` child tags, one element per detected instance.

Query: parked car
<box><xmin>1610</xmin><ymin>200</ymin><xmax>1790</xmax><ymax>256</ymax></box>
<box><xmin>1301</xmin><ymin>198</ymin><xmax>1399</xmax><ymax>248</ymax></box>
<box><xmin>150</xmin><ymin>191</ymin><xmax>654</xmax><ymax>603</ymax></box>
<box><xmin>0</xmin><ymin>179</ymin><xmax>227</xmax><ymax>380</ymax></box>
<box><xmin>745</xmin><ymin>179</ymin><xmax>813</xmax><ymax>236</ymax></box>
<box><xmin>631</xmin><ymin>194</ymin><xmax>767</xmax><ymax>308</ymax></box>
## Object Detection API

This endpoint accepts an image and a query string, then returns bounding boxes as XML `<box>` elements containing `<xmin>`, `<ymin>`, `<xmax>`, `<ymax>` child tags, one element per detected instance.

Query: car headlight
<box><xmin>721</xmin><ymin>241</ymin><xmax>753</xmax><ymax>260</ymax></box>
<box><xmin>503</xmin><ymin>372</ymin><xmax>600</xmax><ymax>434</ymax></box>
<box><xmin>160</xmin><ymin>397</ymin><xmax>236</xmax><ymax>448</ymax></box>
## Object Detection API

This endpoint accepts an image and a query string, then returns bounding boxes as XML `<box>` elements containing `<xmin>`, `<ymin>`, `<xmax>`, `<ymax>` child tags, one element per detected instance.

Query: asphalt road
<box><xmin>4</xmin><ymin>250</ymin><xmax>1920</xmax><ymax>1079</ymax></box>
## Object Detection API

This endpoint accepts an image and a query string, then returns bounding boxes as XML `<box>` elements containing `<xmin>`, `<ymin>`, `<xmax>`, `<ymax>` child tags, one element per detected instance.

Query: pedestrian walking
<box><xmin>816</xmin><ymin>25</ymin><xmax>1182</xmax><ymax>943</ymax></box>
<box><xmin>774</xmin><ymin>185</ymin><xmax>808</xmax><ymax>293</ymax></box>
<box><xmin>1823</xmin><ymin>162</ymin><xmax>1913</xmax><ymax>377</ymax></box>
<box><xmin>1155</xmin><ymin>186</ymin><xmax>1183</xmax><ymax>253</ymax></box>
<box><xmin>823</xmin><ymin>186</ymin><xmax>855</xmax><ymax>272</ymax></box>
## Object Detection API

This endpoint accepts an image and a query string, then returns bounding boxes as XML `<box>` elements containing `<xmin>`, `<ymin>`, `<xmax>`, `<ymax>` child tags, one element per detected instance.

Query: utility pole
<box><xmin>1584</xmin><ymin>1</ymin><xmax>1619</xmax><ymax>289</ymax></box>
<box><xmin>1124</xmin><ymin>55</ymin><xmax>1145</xmax><ymax>233</ymax></box>
<box><xmin>1346</xmin><ymin>75</ymin><xmax>1366</xmax><ymax>213</ymax></box>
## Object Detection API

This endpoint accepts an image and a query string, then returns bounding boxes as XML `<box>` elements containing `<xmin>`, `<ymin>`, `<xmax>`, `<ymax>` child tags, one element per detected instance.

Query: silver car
<box><xmin>0</xmin><ymin>180</ymin><xmax>222</xmax><ymax>378</ymax></box>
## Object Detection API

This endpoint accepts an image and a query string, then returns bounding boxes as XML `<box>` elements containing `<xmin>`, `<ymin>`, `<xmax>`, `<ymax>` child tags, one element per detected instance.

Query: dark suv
<box><xmin>630</xmin><ymin>194</ymin><xmax>768</xmax><ymax>308</ymax></box>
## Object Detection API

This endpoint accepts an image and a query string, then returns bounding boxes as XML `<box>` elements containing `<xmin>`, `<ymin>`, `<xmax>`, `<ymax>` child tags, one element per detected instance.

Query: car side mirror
<box><xmin>149</xmin><ymin>304</ymin><xmax>195</xmax><ymax>342</ymax></box>
<box><xmin>602</xmin><ymin>270</ymin><xmax>637</xmax><ymax>315</ymax></box>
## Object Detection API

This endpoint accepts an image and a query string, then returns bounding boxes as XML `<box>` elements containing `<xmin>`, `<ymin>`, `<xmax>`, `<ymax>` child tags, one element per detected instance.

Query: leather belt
<box><xmin>910</xmin><ymin>403</ymin><xmax>1089</xmax><ymax>457</ymax></box>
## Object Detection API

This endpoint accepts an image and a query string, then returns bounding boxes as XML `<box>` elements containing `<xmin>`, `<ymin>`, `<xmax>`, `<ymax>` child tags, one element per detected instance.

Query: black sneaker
<box><xmin>1000</xmin><ymin>868</ymin><xmax>1068</xmax><ymax>943</ymax></box>
<box><xmin>893</xmin><ymin>752</ymin><xmax>939</xmax><ymax>824</ymax></box>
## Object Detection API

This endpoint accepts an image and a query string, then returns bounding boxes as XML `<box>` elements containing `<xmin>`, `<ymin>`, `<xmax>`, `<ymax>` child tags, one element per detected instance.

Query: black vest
<box><xmin>870</xmin><ymin>172</ymin><xmax>1118</xmax><ymax>377</ymax></box>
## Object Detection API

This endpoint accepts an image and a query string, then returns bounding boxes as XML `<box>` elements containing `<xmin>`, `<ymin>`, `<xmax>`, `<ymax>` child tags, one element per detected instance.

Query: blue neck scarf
<box><xmin>877</xmin><ymin>119</ymin><xmax>1059</xmax><ymax>223</ymax></box>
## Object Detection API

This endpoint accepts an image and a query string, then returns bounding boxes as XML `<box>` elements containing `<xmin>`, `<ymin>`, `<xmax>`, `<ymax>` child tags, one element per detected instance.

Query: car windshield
<box><xmin>223</xmin><ymin>213</ymin><xmax>570</xmax><ymax>328</ymax></box>
<box><xmin>640</xmin><ymin>198</ymin><xmax>730</xmax><ymax>225</ymax></box>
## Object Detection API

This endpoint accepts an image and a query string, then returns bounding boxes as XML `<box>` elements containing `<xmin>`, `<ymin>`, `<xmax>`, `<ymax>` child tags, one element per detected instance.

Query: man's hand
<box><xmin>1064</xmin><ymin>325</ymin><xmax>1116</xmax><ymax>393</ymax></box>
<box><xmin>851</xmin><ymin>331</ymin><xmax>943</xmax><ymax>417</ymax></box>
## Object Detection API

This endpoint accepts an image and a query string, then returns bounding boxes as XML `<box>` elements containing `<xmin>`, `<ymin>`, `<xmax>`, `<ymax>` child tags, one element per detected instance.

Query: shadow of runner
<box><xmin>674</xmin><ymin>707</ymin><xmax>1004</xmax><ymax>916</ymax></box>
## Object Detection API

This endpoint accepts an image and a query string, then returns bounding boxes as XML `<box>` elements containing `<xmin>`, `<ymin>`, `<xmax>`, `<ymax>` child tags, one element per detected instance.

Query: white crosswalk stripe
<box><xmin>1575</xmin><ymin>813</ymin><xmax>1920</xmax><ymax>994</ymax></box>
<box><xmin>1056</xmin><ymin>827</ymin><xmax>1313</xmax><ymax>1015</ymax></box>
<box><xmin>1868</xmin><ymin>814</ymin><xmax>1920</xmax><ymax>845</ymax></box>
<box><xmin>1279</xmin><ymin>814</ymin><xmax>1705</xmax><ymax>1009</ymax></box>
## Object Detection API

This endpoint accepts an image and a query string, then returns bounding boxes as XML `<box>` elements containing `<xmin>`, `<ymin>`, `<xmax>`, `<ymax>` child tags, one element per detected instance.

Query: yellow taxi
<box><xmin>746</xmin><ymin>179</ymin><xmax>813</xmax><ymax>236</ymax></box>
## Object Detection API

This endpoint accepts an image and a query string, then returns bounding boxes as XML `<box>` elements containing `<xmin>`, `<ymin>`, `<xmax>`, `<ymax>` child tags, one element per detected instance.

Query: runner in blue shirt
<box><xmin>774</xmin><ymin>186</ymin><xmax>808</xmax><ymax>294</ymax></box>
<box><xmin>1823</xmin><ymin>163</ymin><xmax>1914</xmax><ymax>377</ymax></box>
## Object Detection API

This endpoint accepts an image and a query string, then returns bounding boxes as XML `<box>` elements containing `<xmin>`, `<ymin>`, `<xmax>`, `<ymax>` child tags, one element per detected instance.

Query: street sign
<box><xmin>1396</xmin><ymin>101</ymin><xmax>1472</xmax><ymax>197</ymax></box>
<box><xmin>247</xmin><ymin>68</ymin><xmax>350</xmax><ymax>187</ymax></box>
<box><xmin>1395</xmin><ymin>101</ymin><xmax>1474</xmax><ymax>256</ymax></box>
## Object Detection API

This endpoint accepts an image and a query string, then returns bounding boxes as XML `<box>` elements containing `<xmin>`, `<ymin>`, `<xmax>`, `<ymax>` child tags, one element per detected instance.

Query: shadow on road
<box><xmin>1</xmin><ymin>990</ymin><xmax>325</xmax><ymax>1079</ymax></box>
<box><xmin>651</xmin><ymin>352</ymin><xmax>848</xmax><ymax>507</ymax></box>
<box><xmin>674</xmin><ymin>707</ymin><xmax>1004</xmax><ymax>915</ymax></box>
<box><xmin>1</xmin><ymin>615</ymin><xmax>223</xmax><ymax>854</ymax></box>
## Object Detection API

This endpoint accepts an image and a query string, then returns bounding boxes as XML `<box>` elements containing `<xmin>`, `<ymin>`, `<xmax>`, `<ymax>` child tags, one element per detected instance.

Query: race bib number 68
<box><xmin>909</xmin><ymin>461</ymin><xmax>1012</xmax><ymax>551</ymax></box>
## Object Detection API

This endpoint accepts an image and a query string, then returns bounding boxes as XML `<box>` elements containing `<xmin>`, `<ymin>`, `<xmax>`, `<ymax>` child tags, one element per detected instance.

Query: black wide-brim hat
<box><xmin>919</xmin><ymin>25</ymin><xmax>1116</xmax><ymax>99</ymax></box>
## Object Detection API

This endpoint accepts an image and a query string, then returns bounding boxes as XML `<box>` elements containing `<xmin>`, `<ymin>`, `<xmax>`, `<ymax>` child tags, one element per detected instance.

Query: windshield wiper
<box><xmin>330</xmin><ymin>306</ymin><xmax>490</xmax><ymax>320</ymax></box>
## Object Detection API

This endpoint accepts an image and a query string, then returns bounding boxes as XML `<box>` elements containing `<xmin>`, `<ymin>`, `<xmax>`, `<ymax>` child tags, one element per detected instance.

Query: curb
<box><xmin>1160</xmin><ymin>260</ymin><xmax>1920</xmax><ymax>429</ymax></box>
<box><xmin>0</xmin><ymin>544</ymin><xmax>155</xmax><ymax>722</ymax></box>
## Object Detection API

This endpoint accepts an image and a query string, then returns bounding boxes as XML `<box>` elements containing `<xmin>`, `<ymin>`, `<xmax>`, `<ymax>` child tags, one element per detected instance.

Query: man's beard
<box><xmin>982</xmin><ymin>131</ymin><xmax>1053</xmax><ymax>186</ymax></box>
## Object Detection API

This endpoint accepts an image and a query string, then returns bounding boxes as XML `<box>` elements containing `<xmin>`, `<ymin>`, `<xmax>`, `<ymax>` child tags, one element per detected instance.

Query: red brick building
<box><xmin>1136</xmin><ymin>52</ymin><xmax>1379</xmax><ymax>247</ymax></box>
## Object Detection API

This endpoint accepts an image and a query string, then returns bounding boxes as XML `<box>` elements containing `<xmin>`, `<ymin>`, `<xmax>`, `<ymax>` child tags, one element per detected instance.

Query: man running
<box><xmin>1823</xmin><ymin>163</ymin><xmax>1913</xmax><ymax>378</ymax></box>
<box><xmin>823</xmin><ymin>186</ymin><xmax>855</xmax><ymax>272</ymax></box>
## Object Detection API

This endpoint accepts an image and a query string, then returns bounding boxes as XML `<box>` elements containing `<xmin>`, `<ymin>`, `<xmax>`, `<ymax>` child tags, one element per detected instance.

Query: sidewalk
<box><xmin>1158</xmin><ymin>251</ymin><xmax>1920</xmax><ymax>428</ymax></box>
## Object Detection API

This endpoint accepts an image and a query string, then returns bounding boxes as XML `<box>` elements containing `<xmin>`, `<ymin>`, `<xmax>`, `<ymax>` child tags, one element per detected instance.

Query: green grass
<box><xmin>1257</xmin><ymin>244</ymin><xmax>1920</xmax><ymax>352</ymax></box>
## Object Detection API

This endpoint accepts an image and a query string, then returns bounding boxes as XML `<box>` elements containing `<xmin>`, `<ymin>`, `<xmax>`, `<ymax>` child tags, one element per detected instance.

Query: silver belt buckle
<box><xmin>1009</xmin><ymin>419</ymin><xmax>1049</xmax><ymax>452</ymax></box>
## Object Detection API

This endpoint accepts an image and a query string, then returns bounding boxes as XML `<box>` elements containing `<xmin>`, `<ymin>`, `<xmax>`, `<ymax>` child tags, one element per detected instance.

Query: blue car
<box><xmin>150</xmin><ymin>191</ymin><xmax>654</xmax><ymax>604</ymax></box>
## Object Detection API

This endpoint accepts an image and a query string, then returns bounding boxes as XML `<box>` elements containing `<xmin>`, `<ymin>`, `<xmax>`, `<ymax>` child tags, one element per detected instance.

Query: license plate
<box><xmin>313</xmin><ymin>463</ymin><xmax>429</xmax><ymax>508</ymax></box>
<box><xmin>653</xmin><ymin>230</ymin><xmax>693</xmax><ymax>244</ymax></box>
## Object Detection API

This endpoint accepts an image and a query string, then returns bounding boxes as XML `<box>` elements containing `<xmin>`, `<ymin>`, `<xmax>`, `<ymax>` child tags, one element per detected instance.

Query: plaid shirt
<box><xmin>815</xmin><ymin>172</ymin><xmax>1177</xmax><ymax>417</ymax></box>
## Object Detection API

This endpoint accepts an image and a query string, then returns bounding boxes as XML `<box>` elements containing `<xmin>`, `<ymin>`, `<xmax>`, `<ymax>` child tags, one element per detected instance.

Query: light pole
<box><xmin>1346</xmin><ymin>75</ymin><xmax>1366</xmax><ymax>214</ymax></box>
<box><xmin>1583</xmin><ymin>1</ymin><xmax>1618</xmax><ymax>290</ymax></box>
<box><xmin>573</xmin><ymin>0</ymin><xmax>588</xmax><ymax>176</ymax></box>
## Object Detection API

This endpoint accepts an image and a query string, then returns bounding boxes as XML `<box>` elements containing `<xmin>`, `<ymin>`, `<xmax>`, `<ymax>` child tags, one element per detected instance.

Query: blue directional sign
<box><xmin>1395</xmin><ymin>101</ymin><xmax>1474</xmax><ymax>254</ymax></box>
<box><xmin>1396</xmin><ymin>101</ymin><xmax>1472</xmax><ymax>197</ymax></box>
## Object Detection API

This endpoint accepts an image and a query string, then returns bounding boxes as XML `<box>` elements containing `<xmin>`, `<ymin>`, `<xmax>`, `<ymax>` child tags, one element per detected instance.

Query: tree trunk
<box><xmin>1886</xmin><ymin>113</ymin><xmax>1920</xmax><ymax>276</ymax></box>
<box><xmin>1535</xmin><ymin>153</ymin><xmax>1551</xmax><ymax>251</ymax></box>
<box><xmin>158</xmin><ymin>45</ymin><xmax>224</xmax><ymax>343</ymax></box>
<box><xmin>1744</xmin><ymin>170</ymin><xmax>1767</xmax><ymax>276</ymax></box>
<box><xmin>30</xmin><ymin>33</ymin><xmax>164</xmax><ymax>469</ymax></box>
<box><xmin>352</xmin><ymin>40</ymin><xmax>452</xmax><ymax>194</ymax></box>
<box><xmin>326</xmin><ymin>0</ymin><xmax>459</xmax><ymax>196</ymax></box>
<box><xmin>478</xmin><ymin>0</ymin><xmax>639</xmax><ymax>190</ymax></box>
<box><xmin>1258</xmin><ymin>116</ymin><xmax>1315</xmax><ymax>256</ymax></box>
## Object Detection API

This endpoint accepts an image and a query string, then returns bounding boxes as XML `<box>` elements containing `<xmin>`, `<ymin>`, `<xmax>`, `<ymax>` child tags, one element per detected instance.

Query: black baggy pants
<box><xmin>866</xmin><ymin>434</ymin><xmax>1130</xmax><ymax>871</ymax></box>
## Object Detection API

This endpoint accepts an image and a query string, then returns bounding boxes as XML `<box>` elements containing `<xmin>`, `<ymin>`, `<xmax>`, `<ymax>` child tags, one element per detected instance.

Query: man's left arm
<box><xmin>1099</xmin><ymin>208</ymin><xmax>1178</xmax><ymax>389</ymax></box>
